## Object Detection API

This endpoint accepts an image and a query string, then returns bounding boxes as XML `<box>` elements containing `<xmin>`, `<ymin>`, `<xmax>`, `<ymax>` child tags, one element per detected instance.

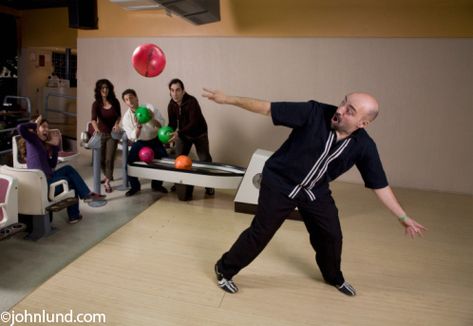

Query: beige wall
<box><xmin>77</xmin><ymin>37</ymin><xmax>473</xmax><ymax>194</ymax></box>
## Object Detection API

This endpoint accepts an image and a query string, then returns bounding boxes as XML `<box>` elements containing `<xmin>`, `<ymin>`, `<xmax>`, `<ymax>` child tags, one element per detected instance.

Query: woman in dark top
<box><xmin>90</xmin><ymin>79</ymin><xmax>121</xmax><ymax>193</ymax></box>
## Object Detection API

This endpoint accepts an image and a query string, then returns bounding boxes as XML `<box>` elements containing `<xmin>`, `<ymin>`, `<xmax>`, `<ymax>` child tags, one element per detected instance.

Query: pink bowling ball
<box><xmin>131</xmin><ymin>43</ymin><xmax>166</xmax><ymax>78</ymax></box>
<box><xmin>138</xmin><ymin>147</ymin><xmax>154</xmax><ymax>164</ymax></box>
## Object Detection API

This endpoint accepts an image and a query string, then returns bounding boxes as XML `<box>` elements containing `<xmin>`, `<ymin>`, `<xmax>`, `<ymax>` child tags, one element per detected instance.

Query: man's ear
<box><xmin>358</xmin><ymin>119</ymin><xmax>370</xmax><ymax>129</ymax></box>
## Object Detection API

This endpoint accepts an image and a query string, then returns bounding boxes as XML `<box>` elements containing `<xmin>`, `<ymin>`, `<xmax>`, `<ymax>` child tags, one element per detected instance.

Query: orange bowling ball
<box><xmin>175</xmin><ymin>155</ymin><xmax>192</xmax><ymax>170</ymax></box>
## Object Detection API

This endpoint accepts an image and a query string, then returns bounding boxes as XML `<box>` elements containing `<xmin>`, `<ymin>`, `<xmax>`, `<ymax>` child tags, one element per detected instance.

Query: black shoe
<box><xmin>214</xmin><ymin>263</ymin><xmax>238</xmax><ymax>293</ymax></box>
<box><xmin>205</xmin><ymin>188</ymin><xmax>215</xmax><ymax>196</ymax></box>
<box><xmin>170</xmin><ymin>185</ymin><xmax>176</xmax><ymax>192</ymax></box>
<box><xmin>152</xmin><ymin>185</ymin><xmax>168</xmax><ymax>194</ymax></box>
<box><xmin>125</xmin><ymin>188</ymin><xmax>140</xmax><ymax>197</ymax></box>
<box><xmin>336</xmin><ymin>281</ymin><xmax>357</xmax><ymax>296</ymax></box>
<box><xmin>68</xmin><ymin>215</ymin><xmax>83</xmax><ymax>224</ymax></box>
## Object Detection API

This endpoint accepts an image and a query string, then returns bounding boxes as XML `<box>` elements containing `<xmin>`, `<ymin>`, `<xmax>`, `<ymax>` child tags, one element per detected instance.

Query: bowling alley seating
<box><xmin>80</xmin><ymin>122</ymin><xmax>98</xmax><ymax>150</ymax></box>
<box><xmin>81</xmin><ymin>121</ymin><xmax>131</xmax><ymax>190</ymax></box>
<box><xmin>0</xmin><ymin>173</ymin><xmax>26</xmax><ymax>240</ymax></box>
<box><xmin>0</xmin><ymin>174</ymin><xmax>17</xmax><ymax>227</ymax></box>
<box><xmin>0</xmin><ymin>165</ymin><xmax>77</xmax><ymax>240</ymax></box>
<box><xmin>80</xmin><ymin>121</ymin><xmax>130</xmax><ymax>152</ymax></box>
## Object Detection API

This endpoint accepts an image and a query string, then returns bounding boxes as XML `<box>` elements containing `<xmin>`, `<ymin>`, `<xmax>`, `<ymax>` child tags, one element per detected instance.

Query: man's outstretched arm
<box><xmin>373</xmin><ymin>186</ymin><xmax>427</xmax><ymax>239</ymax></box>
<box><xmin>202</xmin><ymin>88</ymin><xmax>271</xmax><ymax>116</ymax></box>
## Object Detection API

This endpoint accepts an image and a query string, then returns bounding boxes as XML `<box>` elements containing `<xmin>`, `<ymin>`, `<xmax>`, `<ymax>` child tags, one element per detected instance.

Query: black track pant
<box><xmin>218</xmin><ymin>181</ymin><xmax>345</xmax><ymax>286</ymax></box>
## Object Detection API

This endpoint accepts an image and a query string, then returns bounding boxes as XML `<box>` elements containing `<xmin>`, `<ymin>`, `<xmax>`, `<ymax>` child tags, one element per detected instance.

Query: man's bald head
<box><xmin>348</xmin><ymin>92</ymin><xmax>379</xmax><ymax>122</ymax></box>
<box><xmin>331</xmin><ymin>92</ymin><xmax>380</xmax><ymax>137</ymax></box>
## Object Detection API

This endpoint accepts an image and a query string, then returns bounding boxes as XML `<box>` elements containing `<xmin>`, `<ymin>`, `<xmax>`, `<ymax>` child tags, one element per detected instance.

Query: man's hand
<box><xmin>373</xmin><ymin>186</ymin><xmax>427</xmax><ymax>239</ymax></box>
<box><xmin>202</xmin><ymin>88</ymin><xmax>227</xmax><ymax>104</ymax></box>
<box><xmin>169</xmin><ymin>131</ymin><xmax>178</xmax><ymax>143</ymax></box>
<box><xmin>399</xmin><ymin>216</ymin><xmax>427</xmax><ymax>239</ymax></box>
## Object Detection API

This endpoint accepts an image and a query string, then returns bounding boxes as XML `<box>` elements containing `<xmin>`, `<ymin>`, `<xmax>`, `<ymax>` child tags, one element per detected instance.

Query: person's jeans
<box><xmin>48</xmin><ymin>165</ymin><xmax>90</xmax><ymax>218</ymax></box>
<box><xmin>127</xmin><ymin>138</ymin><xmax>168</xmax><ymax>191</ymax></box>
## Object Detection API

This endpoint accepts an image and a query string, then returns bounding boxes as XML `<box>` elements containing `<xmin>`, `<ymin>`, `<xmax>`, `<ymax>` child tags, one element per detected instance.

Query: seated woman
<box><xmin>17</xmin><ymin>116</ymin><xmax>105</xmax><ymax>224</ymax></box>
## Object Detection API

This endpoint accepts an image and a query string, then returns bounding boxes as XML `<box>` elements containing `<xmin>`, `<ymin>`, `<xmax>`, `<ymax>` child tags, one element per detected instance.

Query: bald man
<box><xmin>202</xmin><ymin>89</ymin><xmax>426</xmax><ymax>296</ymax></box>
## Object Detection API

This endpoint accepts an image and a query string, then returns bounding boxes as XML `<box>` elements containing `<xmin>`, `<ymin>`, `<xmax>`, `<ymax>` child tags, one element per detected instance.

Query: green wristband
<box><xmin>398</xmin><ymin>215</ymin><xmax>408</xmax><ymax>222</ymax></box>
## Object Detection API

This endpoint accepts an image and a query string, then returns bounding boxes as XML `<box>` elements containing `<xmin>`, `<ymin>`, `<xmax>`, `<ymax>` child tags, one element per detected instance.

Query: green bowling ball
<box><xmin>135</xmin><ymin>106</ymin><xmax>152</xmax><ymax>124</ymax></box>
<box><xmin>158</xmin><ymin>126</ymin><xmax>174</xmax><ymax>144</ymax></box>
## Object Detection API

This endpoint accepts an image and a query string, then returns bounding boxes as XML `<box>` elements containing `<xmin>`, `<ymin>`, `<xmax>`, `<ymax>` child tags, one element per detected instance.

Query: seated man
<box><xmin>121</xmin><ymin>89</ymin><xmax>168</xmax><ymax>197</ymax></box>
<box><xmin>17</xmin><ymin>117</ymin><xmax>105</xmax><ymax>224</ymax></box>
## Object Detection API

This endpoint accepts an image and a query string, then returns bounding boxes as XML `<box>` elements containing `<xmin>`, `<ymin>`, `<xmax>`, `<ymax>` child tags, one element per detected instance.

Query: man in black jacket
<box><xmin>168</xmin><ymin>78</ymin><xmax>214</xmax><ymax>195</ymax></box>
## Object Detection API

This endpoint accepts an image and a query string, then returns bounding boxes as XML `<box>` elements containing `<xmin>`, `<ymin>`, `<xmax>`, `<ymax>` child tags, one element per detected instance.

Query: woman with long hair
<box><xmin>90</xmin><ymin>79</ymin><xmax>122</xmax><ymax>193</ymax></box>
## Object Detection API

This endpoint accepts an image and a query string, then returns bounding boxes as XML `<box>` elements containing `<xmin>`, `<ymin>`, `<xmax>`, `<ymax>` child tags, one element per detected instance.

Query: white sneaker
<box><xmin>214</xmin><ymin>263</ymin><xmax>238</xmax><ymax>293</ymax></box>
<box><xmin>336</xmin><ymin>281</ymin><xmax>357</xmax><ymax>296</ymax></box>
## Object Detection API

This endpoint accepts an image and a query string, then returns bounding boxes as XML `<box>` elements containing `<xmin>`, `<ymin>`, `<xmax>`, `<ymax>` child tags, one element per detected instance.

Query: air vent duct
<box><xmin>110</xmin><ymin>0</ymin><xmax>163</xmax><ymax>11</ymax></box>
<box><xmin>111</xmin><ymin>0</ymin><xmax>220</xmax><ymax>25</ymax></box>
<box><xmin>153</xmin><ymin>0</ymin><xmax>220</xmax><ymax>25</ymax></box>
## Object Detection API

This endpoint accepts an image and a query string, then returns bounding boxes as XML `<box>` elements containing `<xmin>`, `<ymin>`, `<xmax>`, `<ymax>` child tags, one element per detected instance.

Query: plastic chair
<box><xmin>0</xmin><ymin>165</ymin><xmax>77</xmax><ymax>240</ymax></box>
<box><xmin>0</xmin><ymin>173</ymin><xmax>26</xmax><ymax>240</ymax></box>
